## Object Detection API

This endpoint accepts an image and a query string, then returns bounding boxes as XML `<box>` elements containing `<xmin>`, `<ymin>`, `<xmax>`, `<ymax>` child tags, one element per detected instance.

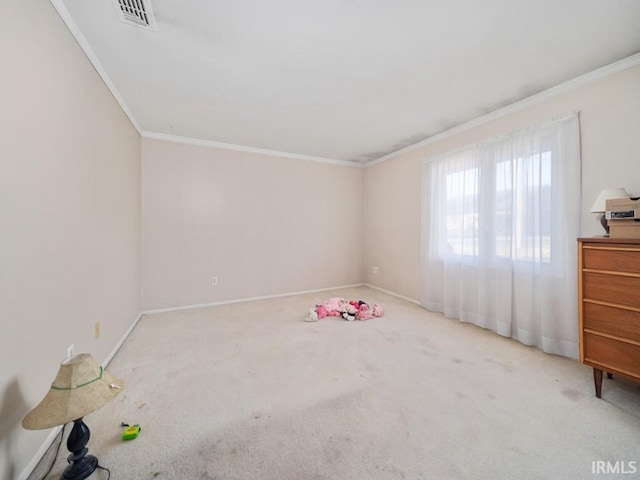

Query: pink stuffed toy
<box><xmin>315</xmin><ymin>305</ymin><xmax>328</xmax><ymax>319</ymax></box>
<box><xmin>356</xmin><ymin>303</ymin><xmax>373</xmax><ymax>321</ymax></box>
<box><xmin>324</xmin><ymin>297</ymin><xmax>343</xmax><ymax>316</ymax></box>
<box><xmin>340</xmin><ymin>302</ymin><xmax>357</xmax><ymax>315</ymax></box>
<box><xmin>336</xmin><ymin>301</ymin><xmax>357</xmax><ymax>321</ymax></box>
<box><xmin>304</xmin><ymin>298</ymin><xmax>384</xmax><ymax>322</ymax></box>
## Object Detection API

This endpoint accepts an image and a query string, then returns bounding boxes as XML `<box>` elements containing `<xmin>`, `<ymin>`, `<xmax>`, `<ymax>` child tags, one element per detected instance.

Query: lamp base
<box><xmin>61</xmin><ymin>453</ymin><xmax>98</xmax><ymax>480</ymax></box>
<box><xmin>61</xmin><ymin>418</ymin><xmax>99</xmax><ymax>480</ymax></box>
<box><xmin>599</xmin><ymin>213</ymin><xmax>610</xmax><ymax>235</ymax></box>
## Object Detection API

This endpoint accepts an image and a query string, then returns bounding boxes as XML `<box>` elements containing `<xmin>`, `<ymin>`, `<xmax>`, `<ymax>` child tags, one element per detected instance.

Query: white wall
<box><xmin>0</xmin><ymin>1</ymin><xmax>142</xmax><ymax>478</ymax></box>
<box><xmin>364</xmin><ymin>64</ymin><xmax>640</xmax><ymax>301</ymax></box>
<box><xmin>142</xmin><ymin>138</ymin><xmax>364</xmax><ymax>311</ymax></box>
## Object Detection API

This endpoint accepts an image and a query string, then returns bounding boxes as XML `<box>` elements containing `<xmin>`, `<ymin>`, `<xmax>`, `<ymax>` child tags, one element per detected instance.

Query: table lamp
<box><xmin>590</xmin><ymin>188</ymin><xmax>628</xmax><ymax>235</ymax></box>
<box><xmin>22</xmin><ymin>353</ymin><xmax>123</xmax><ymax>480</ymax></box>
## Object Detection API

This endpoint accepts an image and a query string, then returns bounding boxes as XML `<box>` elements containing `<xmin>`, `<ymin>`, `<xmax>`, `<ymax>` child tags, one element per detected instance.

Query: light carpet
<box><xmin>29</xmin><ymin>286</ymin><xmax>640</xmax><ymax>479</ymax></box>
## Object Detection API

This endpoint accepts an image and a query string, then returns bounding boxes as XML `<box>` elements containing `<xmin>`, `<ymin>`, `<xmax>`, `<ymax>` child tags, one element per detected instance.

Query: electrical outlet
<box><xmin>372</xmin><ymin>266</ymin><xmax>379</xmax><ymax>274</ymax></box>
<box><xmin>211</xmin><ymin>276</ymin><xmax>218</xmax><ymax>286</ymax></box>
<box><xmin>67</xmin><ymin>344</ymin><xmax>74</xmax><ymax>359</ymax></box>
<box><xmin>94</xmin><ymin>322</ymin><xmax>100</xmax><ymax>339</ymax></box>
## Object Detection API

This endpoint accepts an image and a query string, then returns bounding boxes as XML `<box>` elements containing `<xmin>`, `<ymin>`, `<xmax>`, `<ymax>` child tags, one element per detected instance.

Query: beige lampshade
<box><xmin>590</xmin><ymin>188</ymin><xmax>628</xmax><ymax>213</ymax></box>
<box><xmin>22</xmin><ymin>353</ymin><xmax>123</xmax><ymax>430</ymax></box>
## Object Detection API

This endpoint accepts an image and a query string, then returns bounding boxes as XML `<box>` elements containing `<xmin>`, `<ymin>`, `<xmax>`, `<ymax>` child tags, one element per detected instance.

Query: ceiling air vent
<box><xmin>115</xmin><ymin>0</ymin><xmax>156</xmax><ymax>30</ymax></box>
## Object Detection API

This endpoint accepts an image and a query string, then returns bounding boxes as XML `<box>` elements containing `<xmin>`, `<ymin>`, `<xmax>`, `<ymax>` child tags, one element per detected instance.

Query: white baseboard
<box><xmin>363</xmin><ymin>283</ymin><xmax>421</xmax><ymax>305</ymax></box>
<box><xmin>141</xmin><ymin>283</ymin><xmax>367</xmax><ymax>315</ymax></box>
<box><xmin>102</xmin><ymin>312</ymin><xmax>144</xmax><ymax>367</ymax></box>
<box><xmin>141</xmin><ymin>283</ymin><xmax>421</xmax><ymax>317</ymax></box>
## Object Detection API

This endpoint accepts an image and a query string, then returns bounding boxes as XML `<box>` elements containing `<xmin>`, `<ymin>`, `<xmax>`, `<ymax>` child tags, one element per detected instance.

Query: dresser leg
<box><xmin>607</xmin><ymin>372</ymin><xmax>613</xmax><ymax>379</ymax></box>
<box><xmin>593</xmin><ymin>368</ymin><xmax>603</xmax><ymax>398</ymax></box>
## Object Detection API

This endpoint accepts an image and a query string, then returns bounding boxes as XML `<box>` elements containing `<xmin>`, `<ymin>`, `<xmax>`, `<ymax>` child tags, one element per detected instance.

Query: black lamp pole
<box><xmin>600</xmin><ymin>213</ymin><xmax>610</xmax><ymax>236</ymax></box>
<box><xmin>61</xmin><ymin>418</ymin><xmax>98</xmax><ymax>480</ymax></box>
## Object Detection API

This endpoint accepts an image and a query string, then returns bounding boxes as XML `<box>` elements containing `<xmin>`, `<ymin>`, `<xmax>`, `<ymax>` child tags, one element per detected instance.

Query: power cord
<box><xmin>97</xmin><ymin>464</ymin><xmax>111</xmax><ymax>479</ymax></box>
<box><xmin>40</xmin><ymin>423</ymin><xmax>66</xmax><ymax>480</ymax></box>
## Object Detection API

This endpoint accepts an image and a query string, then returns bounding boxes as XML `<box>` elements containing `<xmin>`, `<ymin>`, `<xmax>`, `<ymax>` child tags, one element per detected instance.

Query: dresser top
<box><xmin>578</xmin><ymin>236</ymin><xmax>640</xmax><ymax>245</ymax></box>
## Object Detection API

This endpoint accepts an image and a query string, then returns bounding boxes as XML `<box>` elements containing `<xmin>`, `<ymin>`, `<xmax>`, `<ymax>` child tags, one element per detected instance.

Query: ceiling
<box><xmin>54</xmin><ymin>0</ymin><xmax>640</xmax><ymax>164</ymax></box>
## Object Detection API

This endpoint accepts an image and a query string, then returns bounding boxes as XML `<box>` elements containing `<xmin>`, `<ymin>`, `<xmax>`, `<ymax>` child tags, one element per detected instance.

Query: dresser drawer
<box><xmin>583</xmin><ymin>302</ymin><xmax>640</xmax><ymax>343</ymax></box>
<box><xmin>583</xmin><ymin>246</ymin><xmax>640</xmax><ymax>274</ymax></box>
<box><xmin>583</xmin><ymin>333</ymin><xmax>640</xmax><ymax>381</ymax></box>
<box><xmin>583</xmin><ymin>272</ymin><xmax>640</xmax><ymax>309</ymax></box>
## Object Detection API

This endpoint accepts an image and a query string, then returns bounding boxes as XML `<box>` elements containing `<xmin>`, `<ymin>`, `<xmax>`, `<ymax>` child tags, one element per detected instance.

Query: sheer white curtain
<box><xmin>421</xmin><ymin>114</ymin><xmax>581</xmax><ymax>358</ymax></box>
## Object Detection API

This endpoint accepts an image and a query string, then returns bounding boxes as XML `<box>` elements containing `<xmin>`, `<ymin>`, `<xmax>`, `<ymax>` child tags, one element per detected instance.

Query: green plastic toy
<box><xmin>121</xmin><ymin>423</ymin><xmax>141</xmax><ymax>440</ymax></box>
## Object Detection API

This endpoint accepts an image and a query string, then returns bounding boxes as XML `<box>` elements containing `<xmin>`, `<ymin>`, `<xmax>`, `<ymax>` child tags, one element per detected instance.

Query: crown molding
<box><xmin>48</xmin><ymin>0</ymin><xmax>640</xmax><ymax>170</ymax></box>
<box><xmin>50</xmin><ymin>0</ymin><xmax>352</xmax><ymax>166</ymax></box>
<box><xmin>366</xmin><ymin>52</ymin><xmax>640</xmax><ymax>167</ymax></box>
<box><xmin>142</xmin><ymin>131</ymin><xmax>363</xmax><ymax>167</ymax></box>
<box><xmin>49</xmin><ymin>0</ymin><xmax>142</xmax><ymax>134</ymax></box>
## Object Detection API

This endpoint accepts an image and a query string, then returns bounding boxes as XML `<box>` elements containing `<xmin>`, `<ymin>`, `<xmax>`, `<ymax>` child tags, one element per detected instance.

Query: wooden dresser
<box><xmin>578</xmin><ymin>237</ymin><xmax>640</xmax><ymax>398</ymax></box>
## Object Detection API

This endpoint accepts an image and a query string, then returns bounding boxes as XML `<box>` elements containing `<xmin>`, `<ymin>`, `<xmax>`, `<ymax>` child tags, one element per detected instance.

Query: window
<box><xmin>421</xmin><ymin>114</ymin><xmax>581</xmax><ymax>358</ymax></box>
<box><xmin>445</xmin><ymin>167</ymin><xmax>479</xmax><ymax>256</ymax></box>
<box><xmin>437</xmin><ymin>144</ymin><xmax>553</xmax><ymax>263</ymax></box>
<box><xmin>495</xmin><ymin>150</ymin><xmax>552</xmax><ymax>262</ymax></box>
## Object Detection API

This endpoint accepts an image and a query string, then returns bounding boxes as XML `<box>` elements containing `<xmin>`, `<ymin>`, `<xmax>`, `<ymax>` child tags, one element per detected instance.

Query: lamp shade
<box><xmin>22</xmin><ymin>353</ymin><xmax>123</xmax><ymax>430</ymax></box>
<box><xmin>590</xmin><ymin>188</ymin><xmax>629</xmax><ymax>213</ymax></box>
